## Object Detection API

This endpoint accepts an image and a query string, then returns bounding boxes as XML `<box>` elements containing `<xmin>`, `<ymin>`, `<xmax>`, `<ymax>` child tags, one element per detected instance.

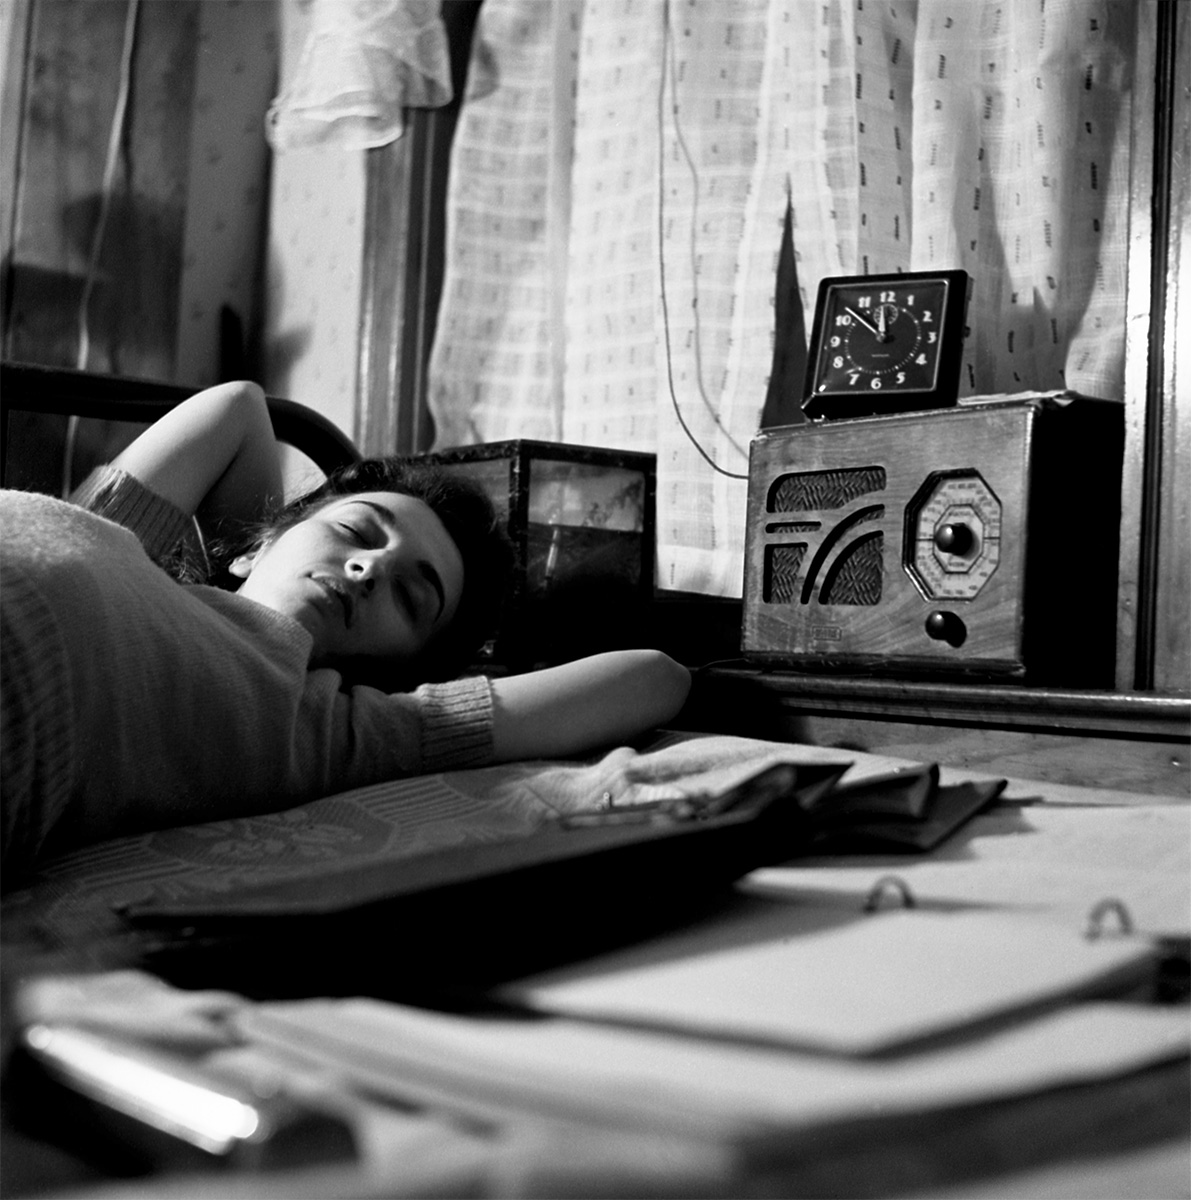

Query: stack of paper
<box><xmin>500</xmin><ymin>900</ymin><xmax>1161</xmax><ymax>1055</ymax></box>
<box><xmin>237</xmin><ymin>995</ymin><xmax>1188</xmax><ymax>1145</ymax></box>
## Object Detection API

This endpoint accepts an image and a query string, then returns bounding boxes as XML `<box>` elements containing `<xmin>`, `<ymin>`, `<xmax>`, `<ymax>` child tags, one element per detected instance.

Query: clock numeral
<box><xmin>878</xmin><ymin>290</ymin><xmax>896</xmax><ymax>303</ymax></box>
<box><xmin>832</xmin><ymin>355</ymin><xmax>844</xmax><ymax>369</ymax></box>
<box><xmin>896</xmin><ymin>371</ymin><xmax>906</xmax><ymax>384</ymax></box>
<box><xmin>870</xmin><ymin>378</ymin><xmax>882</xmax><ymax>390</ymax></box>
<box><xmin>927</xmin><ymin>331</ymin><xmax>937</xmax><ymax>344</ymax></box>
<box><xmin>835</xmin><ymin>314</ymin><xmax>851</xmax><ymax>327</ymax></box>
<box><xmin>922</xmin><ymin>309</ymin><xmax>935</xmax><ymax>323</ymax></box>
<box><xmin>830</xmin><ymin>335</ymin><xmax>841</xmax><ymax>347</ymax></box>
<box><xmin>915</xmin><ymin>353</ymin><xmax>928</xmax><ymax>365</ymax></box>
<box><xmin>848</xmin><ymin>372</ymin><xmax>861</xmax><ymax>386</ymax></box>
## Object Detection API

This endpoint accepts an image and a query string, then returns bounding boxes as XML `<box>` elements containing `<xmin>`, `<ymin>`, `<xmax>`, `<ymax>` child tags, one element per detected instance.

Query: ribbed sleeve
<box><xmin>414</xmin><ymin>674</ymin><xmax>495</xmax><ymax>771</ymax></box>
<box><xmin>70</xmin><ymin>466</ymin><xmax>192</xmax><ymax>563</ymax></box>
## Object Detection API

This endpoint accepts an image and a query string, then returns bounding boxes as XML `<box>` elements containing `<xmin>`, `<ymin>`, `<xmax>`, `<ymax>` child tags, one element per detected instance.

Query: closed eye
<box><xmin>392</xmin><ymin>578</ymin><xmax>419</xmax><ymax>623</ymax></box>
<box><xmin>336</xmin><ymin>521</ymin><xmax>369</xmax><ymax>546</ymax></box>
<box><xmin>418</xmin><ymin>563</ymin><xmax>446</xmax><ymax>625</ymax></box>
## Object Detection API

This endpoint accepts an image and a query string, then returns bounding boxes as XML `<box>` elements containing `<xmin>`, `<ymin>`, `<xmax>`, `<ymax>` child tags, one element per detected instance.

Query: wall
<box><xmin>0</xmin><ymin>0</ymin><xmax>361</xmax><ymax>494</ymax></box>
<box><xmin>175</xmin><ymin>0</ymin><xmax>279</xmax><ymax>385</ymax></box>
<box><xmin>1</xmin><ymin>0</ymin><xmax>275</xmax><ymax>389</ymax></box>
<box><xmin>260</xmin><ymin>0</ymin><xmax>366</xmax><ymax>445</ymax></box>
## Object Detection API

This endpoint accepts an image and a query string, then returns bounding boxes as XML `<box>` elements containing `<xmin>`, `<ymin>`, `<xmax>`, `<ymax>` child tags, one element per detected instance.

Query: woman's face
<box><xmin>231</xmin><ymin>491</ymin><xmax>465</xmax><ymax>673</ymax></box>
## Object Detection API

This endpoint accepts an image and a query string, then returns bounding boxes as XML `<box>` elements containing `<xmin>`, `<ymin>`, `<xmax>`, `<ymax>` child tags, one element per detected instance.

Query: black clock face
<box><xmin>823</xmin><ymin>281</ymin><xmax>943</xmax><ymax>388</ymax></box>
<box><xmin>802</xmin><ymin>270</ymin><xmax>969</xmax><ymax>420</ymax></box>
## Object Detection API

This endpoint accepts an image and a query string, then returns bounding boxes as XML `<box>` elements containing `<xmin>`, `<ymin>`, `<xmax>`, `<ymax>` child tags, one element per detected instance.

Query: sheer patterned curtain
<box><xmin>267</xmin><ymin>0</ymin><xmax>453</xmax><ymax>151</ymax></box>
<box><xmin>427</xmin><ymin>0</ymin><xmax>1136</xmax><ymax>598</ymax></box>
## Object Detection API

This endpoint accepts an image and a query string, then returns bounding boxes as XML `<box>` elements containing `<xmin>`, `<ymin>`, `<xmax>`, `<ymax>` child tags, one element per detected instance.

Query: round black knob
<box><xmin>925</xmin><ymin>610</ymin><xmax>967</xmax><ymax>647</ymax></box>
<box><xmin>934</xmin><ymin>522</ymin><xmax>975</xmax><ymax>555</ymax></box>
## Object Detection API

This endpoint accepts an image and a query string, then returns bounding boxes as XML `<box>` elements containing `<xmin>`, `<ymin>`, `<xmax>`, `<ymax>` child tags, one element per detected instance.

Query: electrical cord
<box><xmin>655</xmin><ymin>0</ymin><xmax>749</xmax><ymax>481</ymax></box>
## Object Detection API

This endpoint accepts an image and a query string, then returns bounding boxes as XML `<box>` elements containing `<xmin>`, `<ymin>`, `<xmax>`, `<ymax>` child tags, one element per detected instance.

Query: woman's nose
<box><xmin>347</xmin><ymin>551</ymin><xmax>385</xmax><ymax>591</ymax></box>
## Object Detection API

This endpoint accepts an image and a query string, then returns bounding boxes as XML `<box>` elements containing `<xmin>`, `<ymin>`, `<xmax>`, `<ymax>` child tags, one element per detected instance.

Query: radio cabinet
<box><xmin>742</xmin><ymin>397</ymin><xmax>1124</xmax><ymax>686</ymax></box>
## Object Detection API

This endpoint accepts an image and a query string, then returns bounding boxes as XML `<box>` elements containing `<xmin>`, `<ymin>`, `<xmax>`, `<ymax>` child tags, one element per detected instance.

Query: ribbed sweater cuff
<box><xmin>416</xmin><ymin>674</ymin><xmax>495</xmax><ymax>770</ymax></box>
<box><xmin>71</xmin><ymin>466</ymin><xmax>192</xmax><ymax>562</ymax></box>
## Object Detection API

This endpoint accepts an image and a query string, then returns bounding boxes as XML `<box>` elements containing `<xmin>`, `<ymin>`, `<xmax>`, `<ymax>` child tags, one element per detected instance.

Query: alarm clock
<box><xmin>741</xmin><ymin>395</ymin><xmax>1124</xmax><ymax>686</ymax></box>
<box><xmin>802</xmin><ymin>269</ymin><xmax>970</xmax><ymax>419</ymax></box>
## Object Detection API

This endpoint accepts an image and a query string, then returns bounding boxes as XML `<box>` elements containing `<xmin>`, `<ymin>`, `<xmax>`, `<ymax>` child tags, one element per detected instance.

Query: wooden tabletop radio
<box><xmin>741</xmin><ymin>396</ymin><xmax>1124</xmax><ymax>686</ymax></box>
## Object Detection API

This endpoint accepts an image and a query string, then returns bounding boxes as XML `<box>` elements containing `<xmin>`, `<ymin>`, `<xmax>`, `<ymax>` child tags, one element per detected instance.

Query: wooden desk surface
<box><xmin>683</xmin><ymin>667</ymin><xmax>1191</xmax><ymax>797</ymax></box>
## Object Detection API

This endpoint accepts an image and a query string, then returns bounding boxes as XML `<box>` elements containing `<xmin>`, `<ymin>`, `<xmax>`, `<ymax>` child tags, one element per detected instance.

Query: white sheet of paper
<box><xmin>501</xmin><ymin>903</ymin><xmax>1158</xmax><ymax>1054</ymax></box>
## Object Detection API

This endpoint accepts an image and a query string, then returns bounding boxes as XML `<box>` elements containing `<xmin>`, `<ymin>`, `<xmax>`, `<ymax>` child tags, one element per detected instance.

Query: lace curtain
<box><xmin>274</xmin><ymin>0</ymin><xmax>1138</xmax><ymax>598</ymax></box>
<box><xmin>266</xmin><ymin>0</ymin><xmax>453</xmax><ymax>150</ymax></box>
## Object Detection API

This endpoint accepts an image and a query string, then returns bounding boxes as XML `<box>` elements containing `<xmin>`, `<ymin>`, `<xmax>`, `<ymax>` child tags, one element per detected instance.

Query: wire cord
<box><xmin>655</xmin><ymin>0</ymin><xmax>749</xmax><ymax>481</ymax></box>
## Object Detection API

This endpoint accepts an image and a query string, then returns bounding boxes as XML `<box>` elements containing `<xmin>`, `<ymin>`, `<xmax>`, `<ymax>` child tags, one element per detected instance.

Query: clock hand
<box><xmin>845</xmin><ymin>306</ymin><xmax>881</xmax><ymax>336</ymax></box>
<box><xmin>875</xmin><ymin>303</ymin><xmax>900</xmax><ymax>343</ymax></box>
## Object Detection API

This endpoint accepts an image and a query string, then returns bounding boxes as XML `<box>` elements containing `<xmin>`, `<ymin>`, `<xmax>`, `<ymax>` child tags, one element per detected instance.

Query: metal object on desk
<box><xmin>742</xmin><ymin>395</ymin><xmax>1124</xmax><ymax>685</ymax></box>
<box><xmin>12</xmin><ymin>1022</ymin><xmax>356</xmax><ymax>1172</ymax></box>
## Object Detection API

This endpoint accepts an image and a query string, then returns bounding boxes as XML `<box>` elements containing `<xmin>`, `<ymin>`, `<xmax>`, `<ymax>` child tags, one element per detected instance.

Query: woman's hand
<box><xmin>489</xmin><ymin>649</ymin><xmax>692</xmax><ymax>761</ymax></box>
<box><xmin>110</xmin><ymin>380</ymin><xmax>283</xmax><ymax>538</ymax></box>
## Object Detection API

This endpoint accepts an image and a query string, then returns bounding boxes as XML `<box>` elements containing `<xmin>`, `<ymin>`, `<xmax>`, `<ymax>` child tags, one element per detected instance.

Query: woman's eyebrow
<box><xmin>350</xmin><ymin>499</ymin><xmax>447</xmax><ymax>622</ymax></box>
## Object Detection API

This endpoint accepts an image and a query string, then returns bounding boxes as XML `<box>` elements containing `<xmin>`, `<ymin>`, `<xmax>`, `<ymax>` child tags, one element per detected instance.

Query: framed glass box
<box><xmin>418</xmin><ymin>440</ymin><xmax>656</xmax><ymax>668</ymax></box>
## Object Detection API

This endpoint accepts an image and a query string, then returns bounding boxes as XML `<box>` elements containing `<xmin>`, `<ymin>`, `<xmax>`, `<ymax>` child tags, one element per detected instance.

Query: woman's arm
<box><xmin>109</xmin><ymin>380</ymin><xmax>282</xmax><ymax>537</ymax></box>
<box><xmin>489</xmin><ymin>649</ymin><xmax>692</xmax><ymax>761</ymax></box>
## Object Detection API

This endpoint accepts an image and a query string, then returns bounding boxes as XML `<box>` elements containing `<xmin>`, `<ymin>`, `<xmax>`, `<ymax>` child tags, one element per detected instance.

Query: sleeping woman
<box><xmin>0</xmin><ymin>381</ymin><xmax>691</xmax><ymax>875</ymax></box>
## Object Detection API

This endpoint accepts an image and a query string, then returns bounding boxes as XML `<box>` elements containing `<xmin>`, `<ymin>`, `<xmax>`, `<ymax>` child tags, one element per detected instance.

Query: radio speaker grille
<box><xmin>763</xmin><ymin>467</ymin><xmax>886</xmax><ymax>607</ymax></box>
<box><xmin>764</xmin><ymin>544</ymin><xmax>807</xmax><ymax>603</ymax></box>
<box><xmin>820</xmin><ymin>529</ymin><xmax>883</xmax><ymax>605</ymax></box>
<box><xmin>768</xmin><ymin>466</ymin><xmax>886</xmax><ymax>512</ymax></box>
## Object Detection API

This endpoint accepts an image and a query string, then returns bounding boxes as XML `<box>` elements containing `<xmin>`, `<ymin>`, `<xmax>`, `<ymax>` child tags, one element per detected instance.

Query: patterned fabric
<box><xmin>427</xmin><ymin>0</ymin><xmax>1135</xmax><ymax>597</ymax></box>
<box><xmin>2</xmin><ymin>732</ymin><xmax>901</xmax><ymax>975</ymax></box>
<box><xmin>908</xmin><ymin>1</ymin><xmax>1135</xmax><ymax>397</ymax></box>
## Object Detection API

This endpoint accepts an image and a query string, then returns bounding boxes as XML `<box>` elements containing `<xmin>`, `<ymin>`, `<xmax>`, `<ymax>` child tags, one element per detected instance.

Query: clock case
<box><xmin>802</xmin><ymin>269</ymin><xmax>971</xmax><ymax>420</ymax></box>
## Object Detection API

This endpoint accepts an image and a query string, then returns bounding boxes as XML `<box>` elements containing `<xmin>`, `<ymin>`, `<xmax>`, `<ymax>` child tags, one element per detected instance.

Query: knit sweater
<box><xmin>0</xmin><ymin>473</ymin><xmax>494</xmax><ymax>871</ymax></box>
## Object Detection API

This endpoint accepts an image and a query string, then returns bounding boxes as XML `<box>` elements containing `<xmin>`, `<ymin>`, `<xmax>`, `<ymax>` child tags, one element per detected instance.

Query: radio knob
<box><xmin>934</xmin><ymin>522</ymin><xmax>975</xmax><ymax>555</ymax></box>
<box><xmin>925</xmin><ymin>610</ymin><xmax>967</xmax><ymax>647</ymax></box>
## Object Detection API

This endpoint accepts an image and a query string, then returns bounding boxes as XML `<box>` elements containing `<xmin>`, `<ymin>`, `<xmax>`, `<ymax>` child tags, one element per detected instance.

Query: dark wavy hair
<box><xmin>205</xmin><ymin>459</ymin><xmax>513</xmax><ymax>689</ymax></box>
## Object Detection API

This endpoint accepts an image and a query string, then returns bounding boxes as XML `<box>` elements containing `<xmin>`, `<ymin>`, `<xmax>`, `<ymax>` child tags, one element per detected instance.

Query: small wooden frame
<box><xmin>418</xmin><ymin>439</ymin><xmax>656</xmax><ymax>669</ymax></box>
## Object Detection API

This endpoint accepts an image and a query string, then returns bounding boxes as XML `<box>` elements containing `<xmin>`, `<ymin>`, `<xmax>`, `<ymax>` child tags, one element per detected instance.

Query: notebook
<box><xmin>500</xmin><ymin>900</ymin><xmax>1163</xmax><ymax>1056</ymax></box>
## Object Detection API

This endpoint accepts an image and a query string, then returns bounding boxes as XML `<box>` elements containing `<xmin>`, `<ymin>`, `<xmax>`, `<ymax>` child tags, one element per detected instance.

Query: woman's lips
<box><xmin>310</xmin><ymin>574</ymin><xmax>355</xmax><ymax>628</ymax></box>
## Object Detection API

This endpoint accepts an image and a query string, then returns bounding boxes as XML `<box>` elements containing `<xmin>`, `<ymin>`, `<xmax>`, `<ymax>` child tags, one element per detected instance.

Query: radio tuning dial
<box><xmin>934</xmin><ymin>522</ymin><xmax>975</xmax><ymax>555</ymax></box>
<box><xmin>905</xmin><ymin>471</ymin><xmax>1002</xmax><ymax>601</ymax></box>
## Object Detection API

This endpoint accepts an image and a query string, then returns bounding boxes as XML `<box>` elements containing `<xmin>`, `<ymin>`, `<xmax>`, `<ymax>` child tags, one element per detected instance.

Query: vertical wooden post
<box><xmin>1119</xmin><ymin>0</ymin><xmax>1191</xmax><ymax>694</ymax></box>
<box><xmin>355</xmin><ymin>0</ymin><xmax>481</xmax><ymax>457</ymax></box>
